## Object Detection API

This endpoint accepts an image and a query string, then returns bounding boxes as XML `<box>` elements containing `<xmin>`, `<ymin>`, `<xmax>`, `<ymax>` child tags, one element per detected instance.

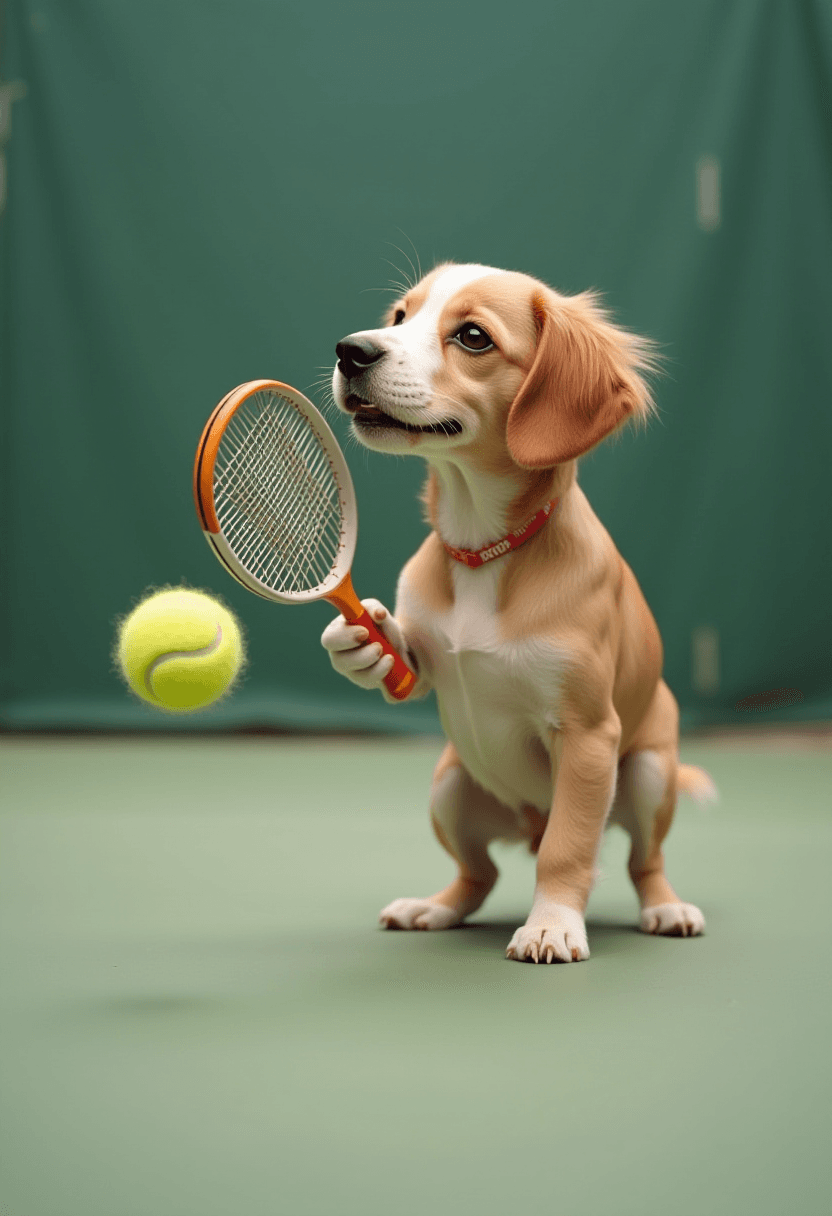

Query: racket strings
<box><xmin>219</xmin><ymin>413</ymin><xmax>339</xmax><ymax>593</ymax></box>
<box><xmin>224</xmin><ymin>408</ymin><xmax>328</xmax><ymax>569</ymax></box>
<box><xmin>213</xmin><ymin>391</ymin><xmax>345</xmax><ymax>594</ymax></box>
<box><xmin>222</xmin><ymin>404</ymin><xmax>340</xmax><ymax>590</ymax></box>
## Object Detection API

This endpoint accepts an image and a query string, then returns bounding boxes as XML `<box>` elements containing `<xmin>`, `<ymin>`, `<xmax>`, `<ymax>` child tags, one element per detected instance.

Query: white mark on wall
<box><xmin>696</xmin><ymin>156</ymin><xmax>721</xmax><ymax>231</ymax></box>
<box><xmin>0</xmin><ymin>80</ymin><xmax>27</xmax><ymax>217</ymax></box>
<box><xmin>692</xmin><ymin>625</ymin><xmax>720</xmax><ymax>693</ymax></box>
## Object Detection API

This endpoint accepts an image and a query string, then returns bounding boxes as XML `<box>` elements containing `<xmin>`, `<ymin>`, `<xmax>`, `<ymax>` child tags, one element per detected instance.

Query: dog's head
<box><xmin>332</xmin><ymin>262</ymin><xmax>658</xmax><ymax>469</ymax></box>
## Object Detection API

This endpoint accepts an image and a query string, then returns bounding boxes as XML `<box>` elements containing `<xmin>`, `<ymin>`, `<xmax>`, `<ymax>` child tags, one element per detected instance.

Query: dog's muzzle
<box><xmin>334</xmin><ymin>334</ymin><xmax>463</xmax><ymax>436</ymax></box>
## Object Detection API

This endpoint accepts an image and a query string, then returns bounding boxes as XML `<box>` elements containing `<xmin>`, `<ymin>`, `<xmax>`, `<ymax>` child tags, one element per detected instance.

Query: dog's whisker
<box><xmin>384</xmin><ymin>279</ymin><xmax>411</xmax><ymax>298</ymax></box>
<box><xmin>380</xmin><ymin>256</ymin><xmax>414</xmax><ymax>291</ymax></box>
<box><xmin>302</xmin><ymin>375</ymin><xmax>339</xmax><ymax>414</ymax></box>
<box><xmin>384</xmin><ymin>239</ymin><xmax>419</xmax><ymax>292</ymax></box>
<box><xmin>432</xmin><ymin>393</ymin><xmax>471</xmax><ymax>418</ymax></box>
<box><xmin>305</xmin><ymin>383</ymin><xmax>336</xmax><ymax>402</ymax></box>
<box><xmin>317</xmin><ymin>394</ymin><xmax>339</xmax><ymax>420</ymax></box>
<box><xmin>393</xmin><ymin>227</ymin><xmax>423</xmax><ymax>284</ymax></box>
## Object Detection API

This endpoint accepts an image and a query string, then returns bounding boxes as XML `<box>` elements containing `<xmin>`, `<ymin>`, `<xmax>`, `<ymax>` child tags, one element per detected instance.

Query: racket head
<box><xmin>194</xmin><ymin>380</ymin><xmax>357</xmax><ymax>604</ymax></box>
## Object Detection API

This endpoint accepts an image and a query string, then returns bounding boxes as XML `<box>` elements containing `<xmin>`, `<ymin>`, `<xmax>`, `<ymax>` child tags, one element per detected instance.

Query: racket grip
<box><xmin>352</xmin><ymin>609</ymin><xmax>417</xmax><ymax>701</ymax></box>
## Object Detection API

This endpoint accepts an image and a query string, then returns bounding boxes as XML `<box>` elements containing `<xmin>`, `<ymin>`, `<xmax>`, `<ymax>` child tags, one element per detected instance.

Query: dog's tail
<box><xmin>677</xmin><ymin>763</ymin><xmax>719</xmax><ymax>806</ymax></box>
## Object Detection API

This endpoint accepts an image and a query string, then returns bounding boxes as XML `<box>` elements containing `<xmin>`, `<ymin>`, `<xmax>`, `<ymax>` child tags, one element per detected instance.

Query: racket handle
<box><xmin>326</xmin><ymin>572</ymin><xmax>417</xmax><ymax>701</ymax></box>
<box><xmin>352</xmin><ymin>609</ymin><xmax>417</xmax><ymax>701</ymax></box>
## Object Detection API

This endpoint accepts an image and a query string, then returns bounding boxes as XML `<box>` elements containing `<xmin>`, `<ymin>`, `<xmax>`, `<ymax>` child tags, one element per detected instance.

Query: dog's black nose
<box><xmin>335</xmin><ymin>336</ymin><xmax>387</xmax><ymax>379</ymax></box>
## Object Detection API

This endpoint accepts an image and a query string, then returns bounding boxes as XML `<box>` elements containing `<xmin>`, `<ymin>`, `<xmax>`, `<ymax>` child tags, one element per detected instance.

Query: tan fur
<box><xmin>330</xmin><ymin>262</ymin><xmax>717</xmax><ymax>960</ymax></box>
<box><xmin>506</xmin><ymin>288</ymin><xmax>658</xmax><ymax>468</ymax></box>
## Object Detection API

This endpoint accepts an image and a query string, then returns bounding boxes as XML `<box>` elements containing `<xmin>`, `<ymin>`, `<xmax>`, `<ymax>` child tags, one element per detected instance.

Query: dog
<box><xmin>322</xmin><ymin>261</ymin><xmax>717</xmax><ymax>963</ymax></box>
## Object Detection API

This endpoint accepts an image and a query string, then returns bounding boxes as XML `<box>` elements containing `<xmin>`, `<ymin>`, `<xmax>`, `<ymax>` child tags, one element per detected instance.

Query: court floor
<box><xmin>1</xmin><ymin>732</ymin><xmax>830</xmax><ymax>1216</ymax></box>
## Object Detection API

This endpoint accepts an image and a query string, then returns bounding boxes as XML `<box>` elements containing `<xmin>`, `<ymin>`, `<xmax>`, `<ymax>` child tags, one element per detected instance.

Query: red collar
<box><xmin>442</xmin><ymin>498</ymin><xmax>560</xmax><ymax>568</ymax></box>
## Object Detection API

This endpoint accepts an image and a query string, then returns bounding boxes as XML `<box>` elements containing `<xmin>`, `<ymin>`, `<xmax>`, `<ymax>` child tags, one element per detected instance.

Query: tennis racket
<box><xmin>193</xmin><ymin>379</ymin><xmax>417</xmax><ymax>701</ymax></box>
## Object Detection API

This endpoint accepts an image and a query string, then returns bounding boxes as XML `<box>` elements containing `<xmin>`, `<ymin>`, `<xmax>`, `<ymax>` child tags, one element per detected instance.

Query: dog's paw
<box><xmin>506</xmin><ymin>906</ymin><xmax>590</xmax><ymax>964</ymax></box>
<box><xmin>379</xmin><ymin>897</ymin><xmax>463</xmax><ymax>931</ymax></box>
<box><xmin>640</xmin><ymin>901</ymin><xmax>705</xmax><ymax>937</ymax></box>
<box><xmin>321</xmin><ymin>600</ymin><xmax>402</xmax><ymax>691</ymax></box>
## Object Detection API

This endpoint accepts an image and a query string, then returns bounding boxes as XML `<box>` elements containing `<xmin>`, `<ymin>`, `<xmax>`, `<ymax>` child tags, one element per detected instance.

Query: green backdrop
<box><xmin>1</xmin><ymin>0</ymin><xmax>830</xmax><ymax>733</ymax></box>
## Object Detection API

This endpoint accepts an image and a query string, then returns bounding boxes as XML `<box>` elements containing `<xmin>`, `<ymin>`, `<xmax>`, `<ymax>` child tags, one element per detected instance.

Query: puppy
<box><xmin>322</xmin><ymin>262</ymin><xmax>717</xmax><ymax>963</ymax></box>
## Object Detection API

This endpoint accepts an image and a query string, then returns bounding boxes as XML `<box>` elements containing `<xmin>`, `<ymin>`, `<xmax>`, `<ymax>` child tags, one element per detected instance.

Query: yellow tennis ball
<box><xmin>116</xmin><ymin>588</ymin><xmax>245</xmax><ymax>712</ymax></box>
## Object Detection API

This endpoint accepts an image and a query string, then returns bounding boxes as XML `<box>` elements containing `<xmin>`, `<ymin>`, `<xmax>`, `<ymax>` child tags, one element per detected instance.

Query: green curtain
<box><xmin>2</xmin><ymin>0</ymin><xmax>830</xmax><ymax>732</ymax></box>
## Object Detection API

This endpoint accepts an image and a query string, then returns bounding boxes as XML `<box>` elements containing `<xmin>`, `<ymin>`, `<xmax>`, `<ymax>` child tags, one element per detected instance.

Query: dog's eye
<box><xmin>393</xmin><ymin>309</ymin><xmax>405</xmax><ymax>326</ymax></box>
<box><xmin>454</xmin><ymin>323</ymin><xmax>494</xmax><ymax>352</ymax></box>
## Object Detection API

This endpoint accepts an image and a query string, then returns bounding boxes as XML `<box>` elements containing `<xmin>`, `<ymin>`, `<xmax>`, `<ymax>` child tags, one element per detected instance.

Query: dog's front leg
<box><xmin>506</xmin><ymin>716</ymin><xmax>621</xmax><ymax>964</ymax></box>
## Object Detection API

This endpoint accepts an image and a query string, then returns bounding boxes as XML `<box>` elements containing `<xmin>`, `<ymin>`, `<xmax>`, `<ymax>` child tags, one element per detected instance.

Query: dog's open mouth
<box><xmin>346</xmin><ymin>394</ymin><xmax>462</xmax><ymax>436</ymax></box>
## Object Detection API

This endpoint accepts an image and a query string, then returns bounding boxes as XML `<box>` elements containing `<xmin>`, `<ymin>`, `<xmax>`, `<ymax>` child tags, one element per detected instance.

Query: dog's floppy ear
<box><xmin>506</xmin><ymin>289</ymin><xmax>658</xmax><ymax>468</ymax></box>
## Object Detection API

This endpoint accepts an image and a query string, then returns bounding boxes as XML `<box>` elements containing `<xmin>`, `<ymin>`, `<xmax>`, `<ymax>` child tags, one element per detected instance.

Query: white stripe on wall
<box><xmin>692</xmin><ymin>625</ymin><xmax>721</xmax><ymax>693</ymax></box>
<box><xmin>696</xmin><ymin>156</ymin><xmax>721</xmax><ymax>231</ymax></box>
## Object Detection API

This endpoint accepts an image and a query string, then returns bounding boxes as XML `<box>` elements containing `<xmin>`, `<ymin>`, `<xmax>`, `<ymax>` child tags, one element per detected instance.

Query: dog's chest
<box><xmin>407</xmin><ymin>563</ymin><xmax>568</xmax><ymax>811</ymax></box>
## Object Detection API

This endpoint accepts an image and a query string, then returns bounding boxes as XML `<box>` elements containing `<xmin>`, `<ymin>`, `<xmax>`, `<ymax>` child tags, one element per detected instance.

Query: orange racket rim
<box><xmin>193</xmin><ymin>380</ymin><xmax>358</xmax><ymax>605</ymax></box>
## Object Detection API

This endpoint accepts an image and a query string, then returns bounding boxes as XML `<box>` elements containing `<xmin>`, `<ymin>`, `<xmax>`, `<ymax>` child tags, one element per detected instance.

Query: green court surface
<box><xmin>1</xmin><ymin>734</ymin><xmax>830</xmax><ymax>1216</ymax></box>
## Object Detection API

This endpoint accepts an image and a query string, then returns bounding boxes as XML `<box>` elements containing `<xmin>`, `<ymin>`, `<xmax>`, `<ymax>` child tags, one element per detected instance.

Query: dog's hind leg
<box><xmin>379</xmin><ymin>742</ymin><xmax>520</xmax><ymax>931</ymax></box>
<box><xmin>610</xmin><ymin>681</ymin><xmax>708</xmax><ymax>937</ymax></box>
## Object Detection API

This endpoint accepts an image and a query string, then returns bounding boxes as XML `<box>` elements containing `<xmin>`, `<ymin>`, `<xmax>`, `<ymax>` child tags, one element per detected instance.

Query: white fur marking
<box><xmin>432</xmin><ymin>463</ymin><xmax>521</xmax><ymax>552</ymax></box>
<box><xmin>627</xmin><ymin>749</ymin><xmax>666</xmax><ymax>850</ymax></box>
<box><xmin>506</xmin><ymin>899</ymin><xmax>590</xmax><ymax>963</ymax></box>
<box><xmin>379</xmin><ymin>897</ymin><xmax>462</xmax><ymax>931</ymax></box>
<box><xmin>400</xmin><ymin>563</ymin><xmax>566</xmax><ymax>813</ymax></box>
<box><xmin>641</xmin><ymin>901</ymin><xmax>705</xmax><ymax>936</ymax></box>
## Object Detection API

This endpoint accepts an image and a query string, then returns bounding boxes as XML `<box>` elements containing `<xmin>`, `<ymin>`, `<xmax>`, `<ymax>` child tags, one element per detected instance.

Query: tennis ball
<box><xmin>116</xmin><ymin>588</ymin><xmax>245</xmax><ymax>712</ymax></box>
